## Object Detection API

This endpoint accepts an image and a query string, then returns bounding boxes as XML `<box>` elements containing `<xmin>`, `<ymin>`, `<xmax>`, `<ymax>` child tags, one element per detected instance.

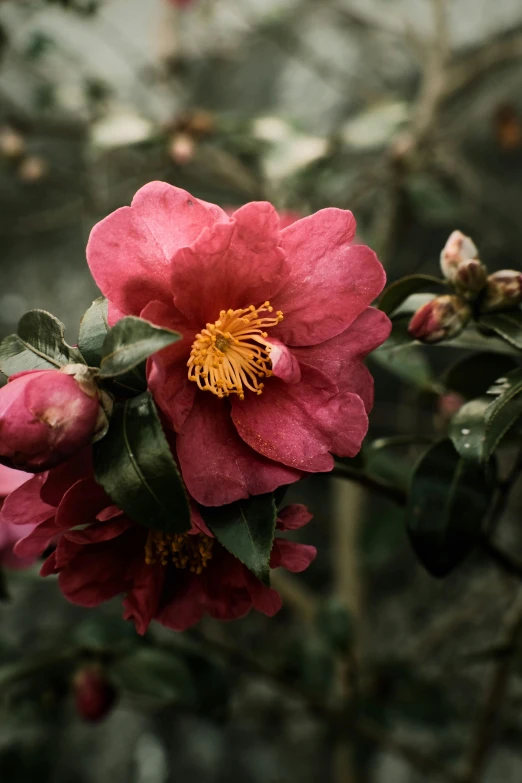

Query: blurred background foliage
<box><xmin>2</xmin><ymin>1</ymin><xmax>522</xmax><ymax>782</ymax></box>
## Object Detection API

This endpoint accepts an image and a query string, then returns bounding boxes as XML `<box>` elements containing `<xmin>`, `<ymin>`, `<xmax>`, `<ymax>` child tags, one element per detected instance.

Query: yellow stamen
<box><xmin>145</xmin><ymin>531</ymin><xmax>214</xmax><ymax>574</ymax></box>
<box><xmin>187</xmin><ymin>302</ymin><xmax>283</xmax><ymax>400</ymax></box>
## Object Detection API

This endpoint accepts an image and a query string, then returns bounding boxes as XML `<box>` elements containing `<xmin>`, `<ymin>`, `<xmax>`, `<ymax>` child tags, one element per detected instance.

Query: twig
<box><xmin>412</xmin><ymin>0</ymin><xmax>450</xmax><ymax>144</ymax></box>
<box><xmin>462</xmin><ymin>588</ymin><xmax>522</xmax><ymax>782</ymax></box>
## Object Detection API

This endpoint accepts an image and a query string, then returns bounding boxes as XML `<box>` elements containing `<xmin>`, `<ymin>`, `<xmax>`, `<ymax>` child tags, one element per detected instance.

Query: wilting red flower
<box><xmin>0</xmin><ymin>464</ymin><xmax>36</xmax><ymax>568</ymax></box>
<box><xmin>0</xmin><ymin>450</ymin><xmax>316</xmax><ymax>632</ymax></box>
<box><xmin>0</xmin><ymin>366</ymin><xmax>108</xmax><ymax>473</ymax></box>
<box><xmin>87</xmin><ymin>182</ymin><xmax>389</xmax><ymax>506</ymax></box>
<box><xmin>73</xmin><ymin>665</ymin><xmax>117</xmax><ymax>722</ymax></box>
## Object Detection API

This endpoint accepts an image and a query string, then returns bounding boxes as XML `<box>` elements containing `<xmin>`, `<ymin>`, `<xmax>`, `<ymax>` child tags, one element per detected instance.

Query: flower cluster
<box><xmin>0</xmin><ymin>182</ymin><xmax>389</xmax><ymax>632</ymax></box>
<box><xmin>409</xmin><ymin>230</ymin><xmax>522</xmax><ymax>344</ymax></box>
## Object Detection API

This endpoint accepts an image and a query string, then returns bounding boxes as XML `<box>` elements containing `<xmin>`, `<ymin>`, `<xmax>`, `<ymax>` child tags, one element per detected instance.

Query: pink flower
<box><xmin>0</xmin><ymin>450</ymin><xmax>317</xmax><ymax>633</ymax></box>
<box><xmin>0</xmin><ymin>365</ymin><xmax>108</xmax><ymax>473</ymax></box>
<box><xmin>0</xmin><ymin>464</ymin><xmax>36</xmax><ymax>568</ymax></box>
<box><xmin>87</xmin><ymin>182</ymin><xmax>389</xmax><ymax>506</ymax></box>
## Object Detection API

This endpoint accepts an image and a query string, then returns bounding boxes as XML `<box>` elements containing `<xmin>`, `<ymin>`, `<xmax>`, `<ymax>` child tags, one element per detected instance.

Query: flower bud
<box><xmin>481</xmin><ymin>270</ymin><xmax>522</xmax><ymax>312</ymax></box>
<box><xmin>0</xmin><ymin>365</ymin><xmax>110</xmax><ymax>472</ymax></box>
<box><xmin>440</xmin><ymin>230</ymin><xmax>478</xmax><ymax>281</ymax></box>
<box><xmin>408</xmin><ymin>295</ymin><xmax>471</xmax><ymax>344</ymax></box>
<box><xmin>453</xmin><ymin>258</ymin><xmax>488</xmax><ymax>297</ymax></box>
<box><xmin>73</xmin><ymin>665</ymin><xmax>117</xmax><ymax>723</ymax></box>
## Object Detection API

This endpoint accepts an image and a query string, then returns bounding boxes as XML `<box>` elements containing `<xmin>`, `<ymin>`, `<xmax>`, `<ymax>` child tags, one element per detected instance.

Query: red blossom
<box><xmin>0</xmin><ymin>464</ymin><xmax>36</xmax><ymax>568</ymax></box>
<box><xmin>0</xmin><ymin>450</ymin><xmax>317</xmax><ymax>633</ymax></box>
<box><xmin>73</xmin><ymin>665</ymin><xmax>117</xmax><ymax>722</ymax></box>
<box><xmin>86</xmin><ymin>182</ymin><xmax>389</xmax><ymax>507</ymax></box>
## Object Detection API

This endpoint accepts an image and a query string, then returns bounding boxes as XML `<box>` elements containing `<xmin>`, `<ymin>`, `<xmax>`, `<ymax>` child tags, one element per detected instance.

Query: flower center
<box><xmin>187</xmin><ymin>301</ymin><xmax>283</xmax><ymax>400</ymax></box>
<box><xmin>145</xmin><ymin>531</ymin><xmax>214</xmax><ymax>574</ymax></box>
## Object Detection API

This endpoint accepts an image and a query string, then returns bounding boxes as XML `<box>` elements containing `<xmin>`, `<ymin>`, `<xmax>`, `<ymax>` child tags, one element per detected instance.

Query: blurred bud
<box><xmin>73</xmin><ymin>665</ymin><xmax>117</xmax><ymax>723</ymax></box>
<box><xmin>408</xmin><ymin>295</ymin><xmax>471</xmax><ymax>344</ymax></box>
<box><xmin>0</xmin><ymin>365</ymin><xmax>110</xmax><ymax>472</ymax></box>
<box><xmin>481</xmin><ymin>270</ymin><xmax>522</xmax><ymax>312</ymax></box>
<box><xmin>168</xmin><ymin>133</ymin><xmax>196</xmax><ymax>165</ymax></box>
<box><xmin>18</xmin><ymin>155</ymin><xmax>48</xmax><ymax>183</ymax></box>
<box><xmin>453</xmin><ymin>258</ymin><xmax>488</xmax><ymax>297</ymax></box>
<box><xmin>437</xmin><ymin>392</ymin><xmax>465</xmax><ymax>421</ymax></box>
<box><xmin>440</xmin><ymin>230</ymin><xmax>479</xmax><ymax>281</ymax></box>
<box><xmin>0</xmin><ymin>127</ymin><xmax>25</xmax><ymax>159</ymax></box>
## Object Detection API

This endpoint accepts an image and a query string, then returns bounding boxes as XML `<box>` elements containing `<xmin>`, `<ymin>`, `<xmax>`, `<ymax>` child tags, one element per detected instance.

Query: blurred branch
<box><xmin>462</xmin><ymin>588</ymin><xmax>522</xmax><ymax>783</ymax></box>
<box><xmin>270</xmin><ymin>569</ymin><xmax>318</xmax><ymax>626</ymax></box>
<box><xmin>332</xmin><ymin>463</ymin><xmax>407</xmax><ymax>506</ymax></box>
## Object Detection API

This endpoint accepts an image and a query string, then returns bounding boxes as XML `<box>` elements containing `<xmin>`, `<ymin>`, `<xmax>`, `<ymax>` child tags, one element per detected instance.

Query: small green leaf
<box><xmin>0</xmin><ymin>310</ymin><xmax>83</xmax><ymax>377</ymax></box>
<box><xmin>407</xmin><ymin>440</ymin><xmax>494</xmax><ymax>577</ymax></box>
<box><xmin>201</xmin><ymin>494</ymin><xmax>277</xmax><ymax>585</ymax></box>
<box><xmin>450</xmin><ymin>368</ymin><xmax>522</xmax><ymax>462</ymax></box>
<box><xmin>479</xmin><ymin>310</ymin><xmax>522</xmax><ymax>351</ymax></box>
<box><xmin>378</xmin><ymin>275</ymin><xmax>446</xmax><ymax>316</ymax></box>
<box><xmin>371</xmin><ymin>342</ymin><xmax>439</xmax><ymax>391</ymax></box>
<box><xmin>93</xmin><ymin>391</ymin><xmax>191</xmax><ymax>534</ymax></box>
<box><xmin>99</xmin><ymin>316</ymin><xmax>181</xmax><ymax>378</ymax></box>
<box><xmin>111</xmin><ymin>648</ymin><xmax>195</xmax><ymax>707</ymax></box>
<box><xmin>78</xmin><ymin>296</ymin><xmax>108</xmax><ymax>367</ymax></box>
<box><xmin>443</xmin><ymin>352</ymin><xmax>518</xmax><ymax>399</ymax></box>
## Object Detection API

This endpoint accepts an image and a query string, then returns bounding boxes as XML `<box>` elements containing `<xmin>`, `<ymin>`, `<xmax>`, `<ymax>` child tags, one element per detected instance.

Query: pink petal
<box><xmin>14</xmin><ymin>517</ymin><xmax>59</xmax><ymax>559</ymax></box>
<box><xmin>270</xmin><ymin>539</ymin><xmax>317</xmax><ymax>573</ymax></box>
<box><xmin>96</xmin><ymin>505</ymin><xmax>123</xmax><ymax>522</ymax></box>
<box><xmin>0</xmin><ymin>474</ymin><xmax>55</xmax><ymax>527</ymax></box>
<box><xmin>123</xmin><ymin>559</ymin><xmax>165</xmax><ymax>635</ymax></box>
<box><xmin>267</xmin><ymin>339</ymin><xmax>301</xmax><ymax>384</ymax></box>
<box><xmin>64</xmin><ymin>518</ymin><xmax>132</xmax><ymax>544</ymax></box>
<box><xmin>141</xmin><ymin>300</ymin><xmax>196</xmax><ymax>432</ymax></box>
<box><xmin>276</xmin><ymin>504</ymin><xmax>313</xmax><ymax>531</ymax></box>
<box><xmin>55</xmin><ymin>478</ymin><xmax>112</xmax><ymax>530</ymax></box>
<box><xmin>244</xmin><ymin>569</ymin><xmax>282</xmax><ymax>616</ymax></box>
<box><xmin>57</xmin><ymin>537</ymin><xmax>131</xmax><ymax>607</ymax></box>
<box><xmin>41</xmin><ymin>449</ymin><xmax>92</xmax><ymax>506</ymax></box>
<box><xmin>232</xmin><ymin>365</ymin><xmax>368</xmax><ymax>471</ymax></box>
<box><xmin>292</xmin><ymin>307</ymin><xmax>391</xmax><ymax>412</ymax></box>
<box><xmin>177</xmin><ymin>394</ymin><xmax>302</xmax><ymax>506</ymax></box>
<box><xmin>108</xmin><ymin>301</ymin><xmax>126</xmax><ymax>326</ymax></box>
<box><xmin>87</xmin><ymin>182</ymin><xmax>224</xmax><ymax>316</ymax></box>
<box><xmin>272</xmin><ymin>210</ymin><xmax>386</xmax><ymax>346</ymax></box>
<box><xmin>156</xmin><ymin>573</ymin><xmax>206</xmax><ymax>631</ymax></box>
<box><xmin>171</xmin><ymin>202</ymin><xmax>289</xmax><ymax>325</ymax></box>
<box><xmin>0</xmin><ymin>465</ymin><xmax>31</xmax><ymax>497</ymax></box>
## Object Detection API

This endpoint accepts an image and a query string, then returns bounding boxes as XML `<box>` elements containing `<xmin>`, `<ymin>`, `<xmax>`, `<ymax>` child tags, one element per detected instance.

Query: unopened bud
<box><xmin>440</xmin><ymin>230</ymin><xmax>478</xmax><ymax>281</ymax></box>
<box><xmin>0</xmin><ymin>365</ymin><xmax>110</xmax><ymax>472</ymax></box>
<box><xmin>168</xmin><ymin>133</ymin><xmax>196</xmax><ymax>165</ymax></box>
<box><xmin>408</xmin><ymin>295</ymin><xmax>471</xmax><ymax>344</ymax></box>
<box><xmin>481</xmin><ymin>270</ymin><xmax>522</xmax><ymax>312</ymax></box>
<box><xmin>73</xmin><ymin>665</ymin><xmax>117</xmax><ymax>723</ymax></box>
<box><xmin>453</xmin><ymin>258</ymin><xmax>488</xmax><ymax>297</ymax></box>
<box><xmin>0</xmin><ymin>127</ymin><xmax>25</xmax><ymax>159</ymax></box>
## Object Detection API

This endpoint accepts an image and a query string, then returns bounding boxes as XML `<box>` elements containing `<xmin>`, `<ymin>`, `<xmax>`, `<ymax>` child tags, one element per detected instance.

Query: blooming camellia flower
<box><xmin>0</xmin><ymin>450</ymin><xmax>316</xmax><ymax>632</ymax></box>
<box><xmin>0</xmin><ymin>365</ymin><xmax>109</xmax><ymax>472</ymax></box>
<box><xmin>87</xmin><ymin>182</ymin><xmax>389</xmax><ymax>506</ymax></box>
<box><xmin>0</xmin><ymin>464</ymin><xmax>36</xmax><ymax>568</ymax></box>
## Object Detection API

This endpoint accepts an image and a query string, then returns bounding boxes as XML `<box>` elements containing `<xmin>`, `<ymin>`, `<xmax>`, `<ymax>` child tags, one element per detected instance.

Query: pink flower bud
<box><xmin>481</xmin><ymin>270</ymin><xmax>522</xmax><ymax>312</ymax></box>
<box><xmin>453</xmin><ymin>258</ymin><xmax>488</xmax><ymax>297</ymax></box>
<box><xmin>73</xmin><ymin>665</ymin><xmax>117</xmax><ymax>723</ymax></box>
<box><xmin>0</xmin><ymin>365</ymin><xmax>109</xmax><ymax>472</ymax></box>
<box><xmin>440</xmin><ymin>230</ymin><xmax>478</xmax><ymax>281</ymax></box>
<box><xmin>408</xmin><ymin>295</ymin><xmax>471</xmax><ymax>344</ymax></box>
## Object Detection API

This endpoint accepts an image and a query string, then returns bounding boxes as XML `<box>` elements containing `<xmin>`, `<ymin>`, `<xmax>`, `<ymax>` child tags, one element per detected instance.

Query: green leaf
<box><xmin>443</xmin><ymin>352</ymin><xmax>518</xmax><ymax>399</ymax></box>
<box><xmin>0</xmin><ymin>310</ymin><xmax>83</xmax><ymax>377</ymax></box>
<box><xmin>450</xmin><ymin>368</ymin><xmax>522</xmax><ymax>462</ymax></box>
<box><xmin>378</xmin><ymin>275</ymin><xmax>446</xmax><ymax>316</ymax></box>
<box><xmin>93</xmin><ymin>391</ymin><xmax>191</xmax><ymax>533</ymax></box>
<box><xmin>479</xmin><ymin>310</ymin><xmax>522</xmax><ymax>351</ymax></box>
<box><xmin>99</xmin><ymin>316</ymin><xmax>182</xmax><ymax>378</ymax></box>
<box><xmin>78</xmin><ymin>296</ymin><xmax>108</xmax><ymax>367</ymax></box>
<box><xmin>371</xmin><ymin>342</ymin><xmax>440</xmax><ymax>392</ymax></box>
<box><xmin>201</xmin><ymin>494</ymin><xmax>277</xmax><ymax>585</ymax></box>
<box><xmin>111</xmin><ymin>648</ymin><xmax>195</xmax><ymax>707</ymax></box>
<box><xmin>407</xmin><ymin>440</ymin><xmax>494</xmax><ymax>577</ymax></box>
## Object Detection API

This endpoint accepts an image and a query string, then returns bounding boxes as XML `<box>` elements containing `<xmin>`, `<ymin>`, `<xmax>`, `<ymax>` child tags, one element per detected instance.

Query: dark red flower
<box><xmin>73</xmin><ymin>664</ymin><xmax>117</xmax><ymax>722</ymax></box>
<box><xmin>0</xmin><ymin>451</ymin><xmax>316</xmax><ymax>633</ymax></box>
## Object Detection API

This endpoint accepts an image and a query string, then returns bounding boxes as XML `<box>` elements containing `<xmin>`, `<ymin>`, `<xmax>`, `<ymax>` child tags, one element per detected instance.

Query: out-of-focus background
<box><xmin>2</xmin><ymin>1</ymin><xmax>522</xmax><ymax>781</ymax></box>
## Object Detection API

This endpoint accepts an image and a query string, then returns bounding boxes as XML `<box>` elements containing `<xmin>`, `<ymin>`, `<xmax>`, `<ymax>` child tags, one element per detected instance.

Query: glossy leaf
<box><xmin>378</xmin><ymin>275</ymin><xmax>446</xmax><ymax>316</ymax></box>
<box><xmin>112</xmin><ymin>648</ymin><xmax>196</xmax><ymax>706</ymax></box>
<box><xmin>407</xmin><ymin>440</ymin><xmax>494</xmax><ymax>577</ymax></box>
<box><xmin>78</xmin><ymin>296</ymin><xmax>109</xmax><ymax>367</ymax></box>
<box><xmin>443</xmin><ymin>352</ymin><xmax>518</xmax><ymax>399</ymax></box>
<box><xmin>371</xmin><ymin>342</ymin><xmax>439</xmax><ymax>392</ymax></box>
<box><xmin>450</xmin><ymin>368</ymin><xmax>522</xmax><ymax>462</ymax></box>
<box><xmin>99</xmin><ymin>316</ymin><xmax>181</xmax><ymax>379</ymax></box>
<box><xmin>0</xmin><ymin>310</ymin><xmax>83</xmax><ymax>377</ymax></box>
<box><xmin>201</xmin><ymin>494</ymin><xmax>277</xmax><ymax>585</ymax></box>
<box><xmin>479</xmin><ymin>310</ymin><xmax>522</xmax><ymax>351</ymax></box>
<box><xmin>93</xmin><ymin>391</ymin><xmax>191</xmax><ymax>533</ymax></box>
